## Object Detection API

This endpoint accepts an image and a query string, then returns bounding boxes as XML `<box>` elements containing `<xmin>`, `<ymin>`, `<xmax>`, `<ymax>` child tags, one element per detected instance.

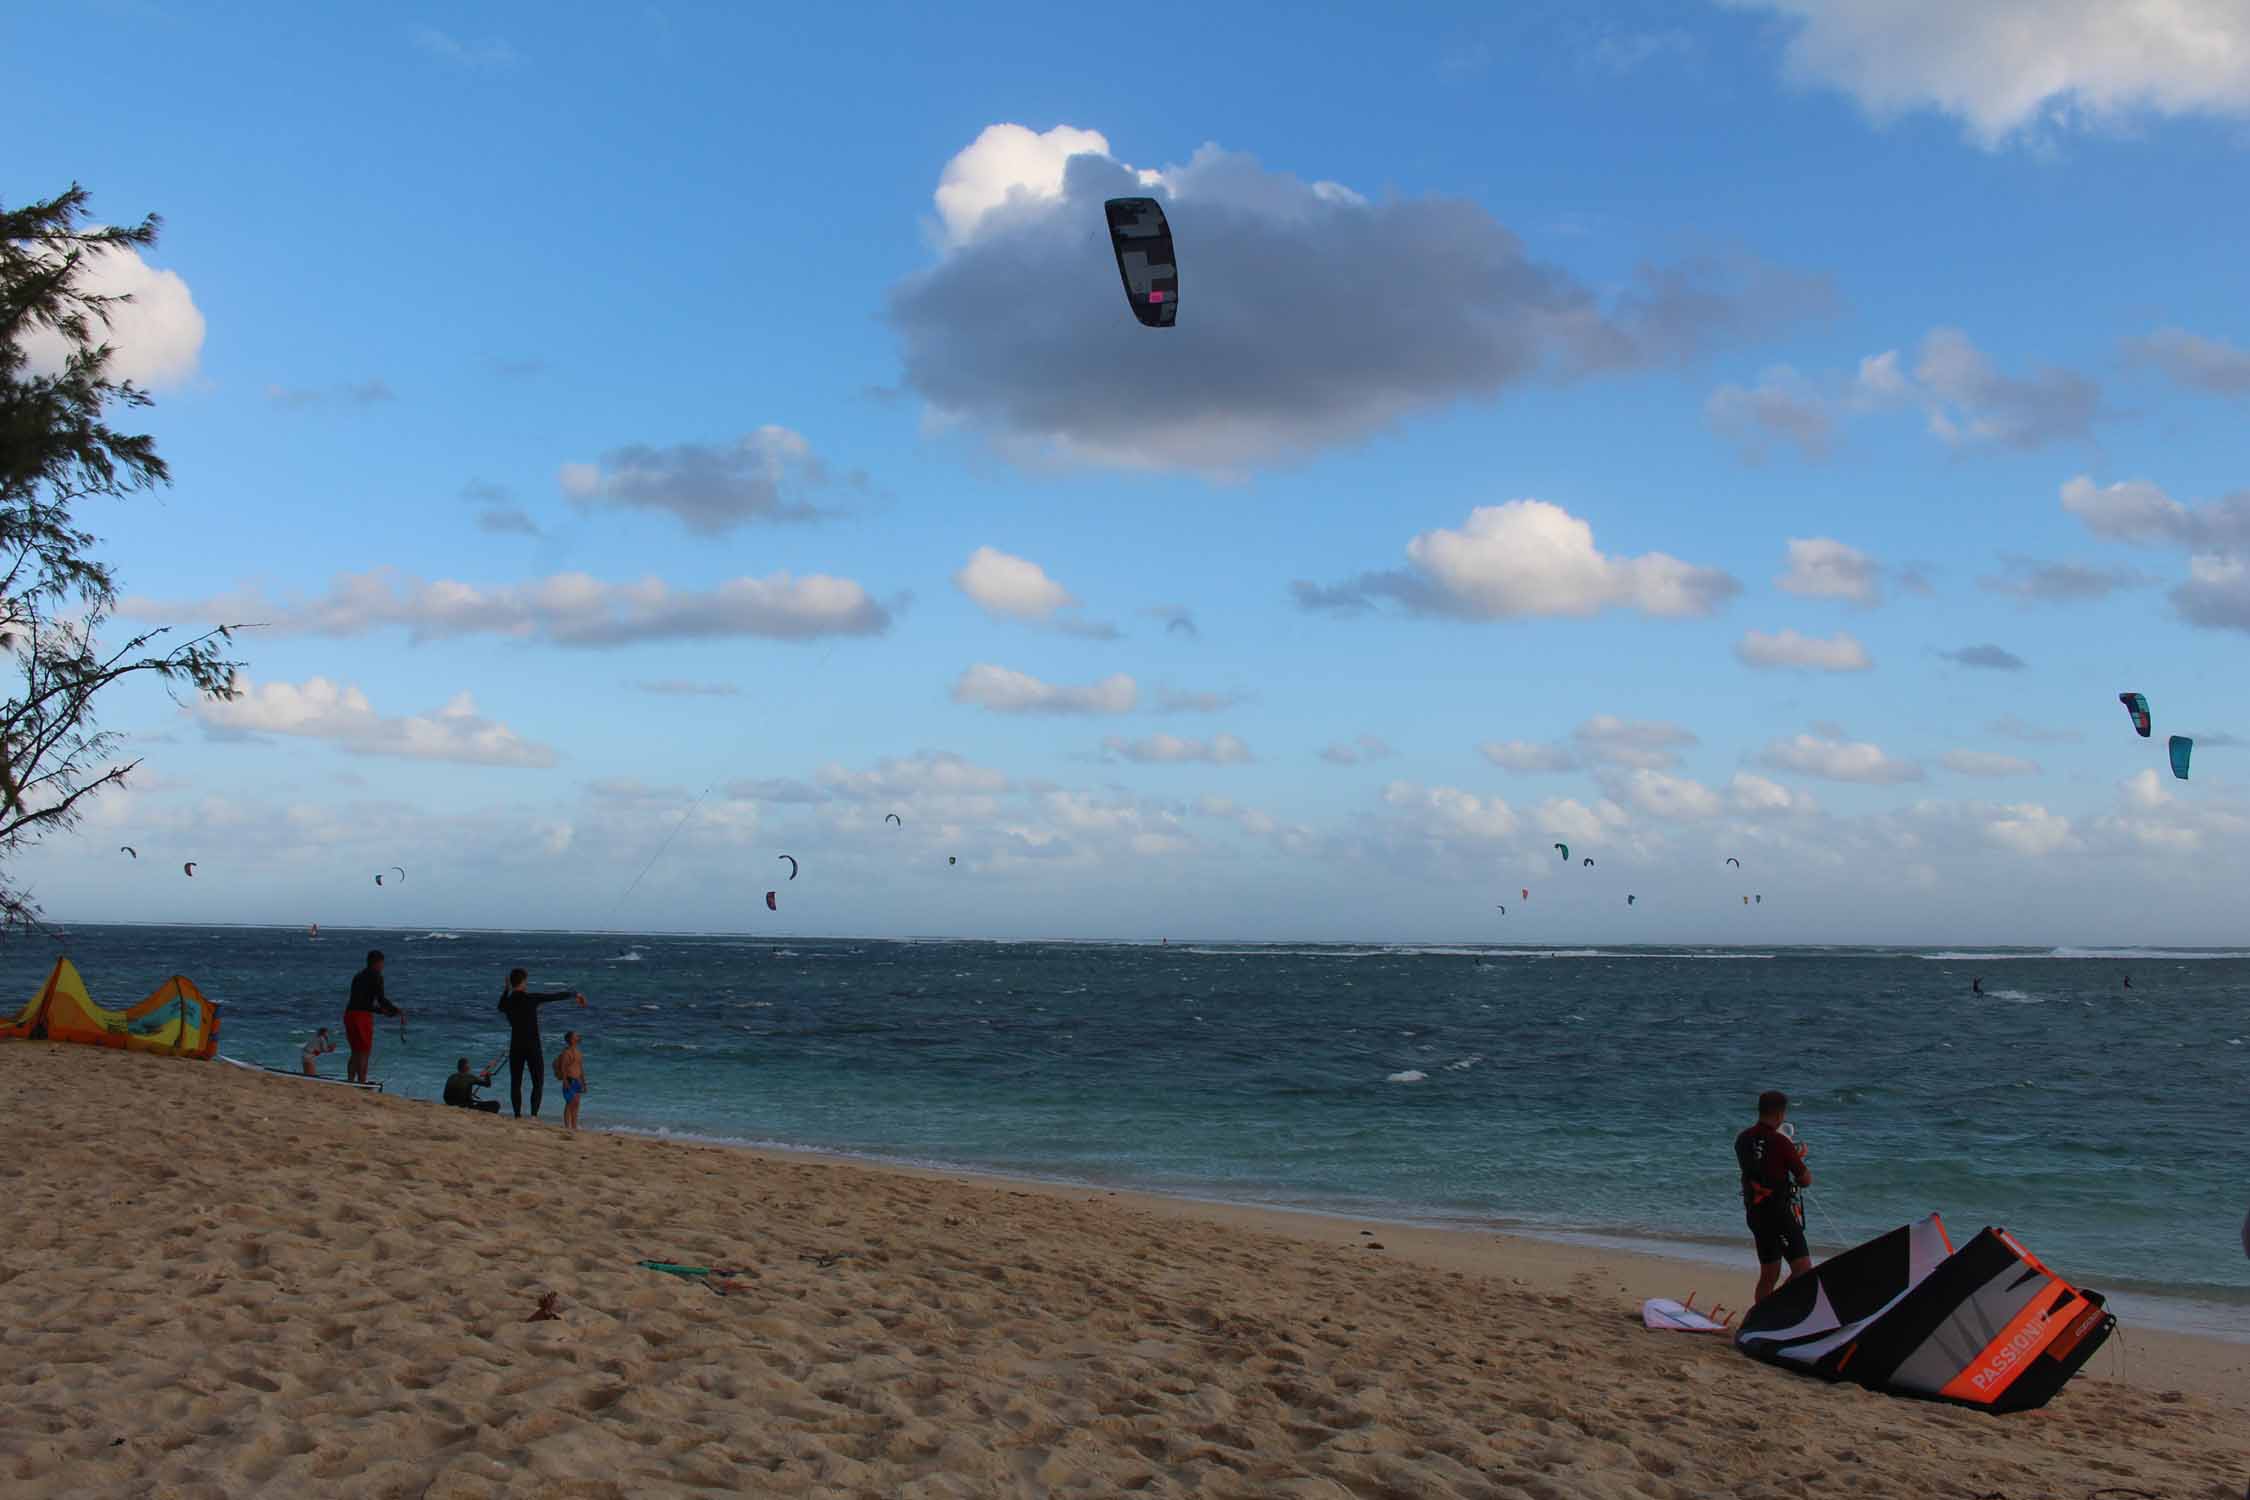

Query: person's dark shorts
<box><xmin>1748</xmin><ymin>1201</ymin><xmax>1808</xmax><ymax>1265</ymax></box>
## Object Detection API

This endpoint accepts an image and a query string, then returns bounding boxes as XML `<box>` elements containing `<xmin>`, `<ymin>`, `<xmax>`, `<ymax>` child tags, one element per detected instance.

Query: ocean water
<box><xmin>9</xmin><ymin>926</ymin><xmax>2247</xmax><ymax>1328</ymax></box>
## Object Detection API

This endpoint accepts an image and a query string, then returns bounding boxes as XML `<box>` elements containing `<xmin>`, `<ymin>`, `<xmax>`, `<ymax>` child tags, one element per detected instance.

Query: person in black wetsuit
<box><xmin>497</xmin><ymin>967</ymin><xmax>586</xmax><ymax>1118</ymax></box>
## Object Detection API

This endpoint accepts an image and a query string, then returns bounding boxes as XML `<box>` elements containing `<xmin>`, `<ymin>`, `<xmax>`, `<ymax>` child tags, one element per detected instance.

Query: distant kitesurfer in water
<box><xmin>1972</xmin><ymin>977</ymin><xmax>1982</xmax><ymax>996</ymax></box>
<box><xmin>2124</xmin><ymin>974</ymin><xmax>2133</xmax><ymax>990</ymax></box>
<box><xmin>498</xmin><ymin>968</ymin><xmax>587</xmax><ymax>1118</ymax></box>
<box><xmin>344</xmin><ymin>951</ymin><xmax>404</xmax><ymax>1085</ymax></box>
<box><xmin>1736</xmin><ymin>1089</ymin><xmax>1813</xmax><ymax>1306</ymax></box>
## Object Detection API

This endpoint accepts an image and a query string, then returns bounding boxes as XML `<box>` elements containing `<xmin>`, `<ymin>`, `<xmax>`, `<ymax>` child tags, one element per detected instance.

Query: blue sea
<box><xmin>10</xmin><ymin>926</ymin><xmax>2247</xmax><ymax>1333</ymax></box>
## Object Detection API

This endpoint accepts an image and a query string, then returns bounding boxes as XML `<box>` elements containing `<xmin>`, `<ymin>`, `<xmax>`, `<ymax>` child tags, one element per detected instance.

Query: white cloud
<box><xmin>891</xmin><ymin>125</ymin><xmax>1831</xmax><ymax>473</ymax></box>
<box><xmin>1102</xmin><ymin>732</ymin><xmax>1252</xmax><ymax>765</ymax></box>
<box><xmin>560</xmin><ymin>426</ymin><xmax>854</xmax><ymax>534</ymax></box>
<box><xmin>1976</xmin><ymin>802</ymin><xmax>2076</xmax><ymax>857</ymax></box>
<box><xmin>1300</xmin><ymin>500</ymin><xmax>1739</xmax><ymax>620</ymax></box>
<box><xmin>1479</xmin><ymin>740</ymin><xmax>1579</xmax><ymax>773</ymax></box>
<box><xmin>1759</xmin><ymin>732</ymin><xmax>1923</xmax><ymax>784</ymax></box>
<box><xmin>817</xmin><ymin>750</ymin><xmax>1011</xmax><ymax>815</ymax></box>
<box><xmin>410</xmin><ymin>25</ymin><xmax>520</xmax><ymax>68</ymax></box>
<box><xmin>19</xmin><ymin>241</ymin><xmax>205</xmax><ymax>389</ymax></box>
<box><xmin>1613</xmin><ymin>768</ymin><xmax>1721</xmax><ymax>820</ymax></box>
<box><xmin>1705</xmin><ymin>365</ymin><xmax>1835</xmax><ymax>460</ymax></box>
<box><xmin>950</xmin><ymin>664</ymin><xmax>1137</xmax><ymax>715</ymax></box>
<box><xmin>2128</xmin><ymin>326</ymin><xmax>2250</xmax><ymax>399</ymax></box>
<box><xmin>1155</xmin><ymin>687</ymin><xmax>1247</xmax><ymax>714</ymax></box>
<box><xmin>1727</xmin><ymin>771</ymin><xmax>1817</xmax><ymax>815</ymax></box>
<box><xmin>1723</xmin><ymin>0</ymin><xmax>2250</xmax><ymax>146</ymax></box>
<box><xmin>1777</xmin><ymin>537</ymin><xmax>1881</xmax><ymax>605</ymax></box>
<box><xmin>121</xmin><ymin>567</ymin><xmax>892</xmax><ymax>645</ymax></box>
<box><xmin>1734</xmin><ymin>628</ymin><xmax>1872</xmax><ymax>672</ymax></box>
<box><xmin>1941</xmin><ymin>750</ymin><xmax>2041</xmax><ymax>777</ymax></box>
<box><xmin>2121</xmin><ymin>767</ymin><xmax>2174</xmax><ymax>812</ymax></box>
<box><xmin>953</xmin><ymin>546</ymin><xmax>1117</xmax><ymax>637</ymax></box>
<box><xmin>196</xmin><ymin>676</ymin><xmax>556</xmax><ymax>768</ymax></box>
<box><xmin>1382</xmin><ymin>782</ymin><xmax>1521</xmax><ymax>841</ymax></box>
<box><xmin>2060</xmin><ymin>474</ymin><xmax>2250</xmax><ymax>552</ymax></box>
<box><xmin>1911</xmin><ymin>328</ymin><xmax>2100</xmax><ymax>450</ymax></box>
<box><xmin>1574</xmin><ymin>715</ymin><xmax>1699</xmax><ymax>769</ymax></box>
<box><xmin>1320</xmin><ymin>734</ymin><xmax>1396</xmax><ymax>766</ymax></box>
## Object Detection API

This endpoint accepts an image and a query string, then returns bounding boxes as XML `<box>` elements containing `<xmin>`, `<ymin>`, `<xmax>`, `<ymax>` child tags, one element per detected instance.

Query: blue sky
<box><xmin>15</xmin><ymin>0</ymin><xmax>2250</xmax><ymax>941</ymax></box>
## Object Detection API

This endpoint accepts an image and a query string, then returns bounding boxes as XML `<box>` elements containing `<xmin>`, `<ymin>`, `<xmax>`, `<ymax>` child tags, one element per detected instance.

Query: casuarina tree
<box><xmin>0</xmin><ymin>184</ymin><xmax>241</xmax><ymax>932</ymax></box>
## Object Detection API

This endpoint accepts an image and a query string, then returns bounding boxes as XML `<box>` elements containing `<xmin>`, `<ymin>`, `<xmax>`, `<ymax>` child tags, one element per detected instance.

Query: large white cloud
<box><xmin>196</xmin><ymin>676</ymin><xmax>556</xmax><ymax>768</ymax></box>
<box><xmin>1759</xmin><ymin>731</ymin><xmax>1922</xmax><ymax>784</ymax></box>
<box><xmin>1381</xmin><ymin>782</ymin><xmax>1521</xmax><ymax>842</ymax></box>
<box><xmin>890</xmin><ymin>125</ymin><xmax>1831</xmax><ymax>474</ymax></box>
<box><xmin>1299</xmin><ymin>500</ymin><xmax>1739</xmax><ymax>620</ymax></box>
<box><xmin>2060</xmin><ymin>474</ymin><xmax>2250</xmax><ymax>551</ymax></box>
<box><xmin>1734</xmin><ymin>628</ymin><xmax>1872</xmax><ymax>671</ymax></box>
<box><xmin>1724</xmin><ymin>0</ymin><xmax>2250</xmax><ymax>145</ymax></box>
<box><xmin>121</xmin><ymin>567</ymin><xmax>892</xmax><ymax>645</ymax></box>
<box><xmin>1611</xmin><ymin>768</ymin><xmax>1722</xmax><ymax>820</ymax></box>
<box><xmin>949</xmin><ymin>664</ymin><xmax>1137</xmax><ymax>715</ymax></box>
<box><xmin>19</xmin><ymin>241</ymin><xmax>205</xmax><ymax>389</ymax></box>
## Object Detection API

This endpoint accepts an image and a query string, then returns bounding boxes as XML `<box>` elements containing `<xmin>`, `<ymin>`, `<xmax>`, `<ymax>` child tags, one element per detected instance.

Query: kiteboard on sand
<box><xmin>219</xmin><ymin>1055</ymin><xmax>383</xmax><ymax>1092</ymax></box>
<box><xmin>1642</xmin><ymin>1295</ymin><xmax>1732</xmax><ymax>1333</ymax></box>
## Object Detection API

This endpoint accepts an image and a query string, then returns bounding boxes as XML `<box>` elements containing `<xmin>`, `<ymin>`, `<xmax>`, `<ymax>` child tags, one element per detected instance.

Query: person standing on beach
<box><xmin>498</xmin><ymin>968</ymin><xmax>586</xmax><ymax>1118</ymax></box>
<box><xmin>1736</xmin><ymin>1089</ymin><xmax>1813</xmax><ymax>1305</ymax></box>
<box><xmin>555</xmin><ymin>1031</ymin><xmax>587</xmax><ymax>1132</ymax></box>
<box><xmin>300</xmin><ymin>1027</ymin><xmax>337</xmax><ymax>1076</ymax></box>
<box><xmin>344</xmin><ymin>951</ymin><xmax>404</xmax><ymax>1085</ymax></box>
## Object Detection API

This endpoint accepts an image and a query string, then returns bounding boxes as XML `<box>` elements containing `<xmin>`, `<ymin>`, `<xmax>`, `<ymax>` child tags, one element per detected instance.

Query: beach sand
<box><xmin>2</xmin><ymin>1044</ymin><xmax>2243</xmax><ymax>1499</ymax></box>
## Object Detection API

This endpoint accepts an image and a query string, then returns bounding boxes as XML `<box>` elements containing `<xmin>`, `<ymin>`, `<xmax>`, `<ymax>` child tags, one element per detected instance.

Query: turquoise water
<box><xmin>11</xmin><ymin>926</ymin><xmax>2246</xmax><ymax>1322</ymax></box>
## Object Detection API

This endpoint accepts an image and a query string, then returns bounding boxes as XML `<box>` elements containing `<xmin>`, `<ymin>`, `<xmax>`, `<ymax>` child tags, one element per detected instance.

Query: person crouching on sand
<box><xmin>444</xmin><ymin>1057</ymin><xmax>500</xmax><ymax>1113</ymax></box>
<box><xmin>1736</xmin><ymin>1089</ymin><xmax>1813</xmax><ymax>1305</ymax></box>
<box><xmin>301</xmin><ymin>1027</ymin><xmax>337</xmax><ymax>1076</ymax></box>
<box><xmin>556</xmin><ymin>1031</ymin><xmax>587</xmax><ymax>1132</ymax></box>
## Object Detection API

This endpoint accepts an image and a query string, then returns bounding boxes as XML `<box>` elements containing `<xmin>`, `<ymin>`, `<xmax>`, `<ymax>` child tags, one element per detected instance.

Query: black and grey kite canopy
<box><xmin>1103</xmin><ymin>197</ymin><xmax>1178</xmax><ymax>328</ymax></box>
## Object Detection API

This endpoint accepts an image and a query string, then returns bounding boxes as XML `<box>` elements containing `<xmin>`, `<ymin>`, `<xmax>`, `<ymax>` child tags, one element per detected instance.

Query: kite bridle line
<box><xmin>606</xmin><ymin>780</ymin><xmax>717</xmax><ymax>928</ymax></box>
<box><xmin>1779</xmin><ymin>1121</ymin><xmax>1849</xmax><ymax>1253</ymax></box>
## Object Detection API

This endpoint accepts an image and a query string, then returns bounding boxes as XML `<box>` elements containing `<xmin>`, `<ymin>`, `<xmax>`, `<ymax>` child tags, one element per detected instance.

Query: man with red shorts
<box><xmin>1736</xmin><ymin>1089</ymin><xmax>1813</xmax><ymax>1305</ymax></box>
<box><xmin>344</xmin><ymin>950</ymin><xmax>405</xmax><ymax>1084</ymax></box>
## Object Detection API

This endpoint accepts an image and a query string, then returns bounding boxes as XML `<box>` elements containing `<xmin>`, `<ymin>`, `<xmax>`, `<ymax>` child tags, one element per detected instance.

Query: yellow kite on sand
<box><xmin>0</xmin><ymin>957</ymin><xmax>218</xmax><ymax>1058</ymax></box>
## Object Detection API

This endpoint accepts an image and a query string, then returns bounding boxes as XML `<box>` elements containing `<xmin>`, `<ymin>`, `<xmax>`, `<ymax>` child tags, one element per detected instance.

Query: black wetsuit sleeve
<box><xmin>371</xmin><ymin>975</ymin><xmax>400</xmax><ymax>1017</ymax></box>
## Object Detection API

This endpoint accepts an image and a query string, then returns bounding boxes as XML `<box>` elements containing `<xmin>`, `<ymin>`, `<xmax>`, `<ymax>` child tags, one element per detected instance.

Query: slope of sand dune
<box><xmin>2</xmin><ymin>1043</ymin><xmax>2243</xmax><ymax>1499</ymax></box>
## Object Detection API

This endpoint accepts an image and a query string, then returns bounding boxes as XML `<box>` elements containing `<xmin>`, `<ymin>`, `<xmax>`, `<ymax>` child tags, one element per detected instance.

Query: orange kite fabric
<box><xmin>0</xmin><ymin>958</ymin><xmax>219</xmax><ymax>1058</ymax></box>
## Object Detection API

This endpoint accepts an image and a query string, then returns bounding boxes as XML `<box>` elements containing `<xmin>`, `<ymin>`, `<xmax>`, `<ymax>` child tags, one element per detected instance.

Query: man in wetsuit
<box><xmin>497</xmin><ymin>967</ymin><xmax>586</xmax><ymax>1118</ymax></box>
<box><xmin>443</xmin><ymin>1057</ymin><xmax>500</xmax><ymax>1113</ymax></box>
<box><xmin>344</xmin><ymin>951</ymin><xmax>405</xmax><ymax>1085</ymax></box>
<box><xmin>1737</xmin><ymin>1089</ymin><xmax>1813</xmax><ymax>1305</ymax></box>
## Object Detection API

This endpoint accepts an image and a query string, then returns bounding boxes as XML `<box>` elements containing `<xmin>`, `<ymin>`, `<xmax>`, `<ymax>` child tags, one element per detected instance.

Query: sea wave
<box><xmin>1385</xmin><ymin>1070</ymin><xmax>1427</xmax><ymax>1084</ymax></box>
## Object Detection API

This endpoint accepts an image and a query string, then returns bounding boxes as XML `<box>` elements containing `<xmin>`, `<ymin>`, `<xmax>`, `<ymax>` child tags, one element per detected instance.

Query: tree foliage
<box><xmin>0</xmin><ymin>183</ymin><xmax>240</xmax><ymax>932</ymax></box>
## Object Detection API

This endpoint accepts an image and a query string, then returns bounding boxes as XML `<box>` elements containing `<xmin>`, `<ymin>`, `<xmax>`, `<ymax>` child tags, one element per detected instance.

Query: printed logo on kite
<box><xmin>1103</xmin><ymin>197</ymin><xmax>1178</xmax><ymax>328</ymax></box>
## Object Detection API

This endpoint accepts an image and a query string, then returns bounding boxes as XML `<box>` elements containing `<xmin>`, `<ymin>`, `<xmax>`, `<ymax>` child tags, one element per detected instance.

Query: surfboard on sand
<box><xmin>1642</xmin><ymin>1297</ymin><xmax>1730</xmax><ymax>1333</ymax></box>
<box><xmin>219</xmin><ymin>1055</ymin><xmax>384</xmax><ymax>1092</ymax></box>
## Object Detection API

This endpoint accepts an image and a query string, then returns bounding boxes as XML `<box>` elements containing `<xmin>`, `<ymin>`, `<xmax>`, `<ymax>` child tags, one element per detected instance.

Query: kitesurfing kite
<box><xmin>391</xmin><ymin>866</ymin><xmax>406</xmax><ymax>884</ymax></box>
<box><xmin>2169</xmin><ymin>735</ymin><xmax>2193</xmax><ymax>780</ymax></box>
<box><xmin>1756</xmin><ymin>894</ymin><xmax>1763</xmax><ymax>904</ymax></box>
<box><xmin>764</xmin><ymin>890</ymin><xmax>777</xmax><ymax>911</ymax></box>
<box><xmin>182</xmin><ymin>862</ymin><xmax>196</xmax><ymax>877</ymax></box>
<box><xmin>1726</xmin><ymin>857</ymin><xmax>1741</xmax><ymax>869</ymax></box>
<box><xmin>374</xmin><ymin>874</ymin><xmax>383</xmax><ymax>887</ymax></box>
<box><xmin>1626</xmin><ymin>895</ymin><xmax>1636</xmax><ymax>906</ymax></box>
<box><xmin>1582</xmin><ymin>857</ymin><xmax>1594</xmax><ymax>868</ymax></box>
<box><xmin>119</xmin><ymin>846</ymin><xmax>136</xmax><ymax>859</ymax></box>
<box><xmin>778</xmin><ymin>854</ymin><xmax>798</xmax><ymax>880</ymax></box>
<box><xmin>947</xmin><ymin>856</ymin><xmax>957</xmax><ymax>866</ymax></box>
<box><xmin>1495</xmin><ymin>904</ymin><xmax>1506</xmax><ymax>916</ymax></box>
<box><xmin>1734</xmin><ymin>1213</ymin><xmax>2114</xmax><ymax>1412</ymax></box>
<box><xmin>1103</xmin><ymin>197</ymin><xmax>1177</xmax><ymax>327</ymax></box>
<box><xmin>885</xmin><ymin>813</ymin><xmax>902</xmax><ymax>827</ymax></box>
<box><xmin>1553</xmin><ymin>843</ymin><xmax>1569</xmax><ymax>861</ymax></box>
<box><xmin>1520</xmin><ymin>888</ymin><xmax>1529</xmax><ymax>901</ymax></box>
<box><xmin>2119</xmin><ymin>692</ymin><xmax>2151</xmax><ymax>738</ymax></box>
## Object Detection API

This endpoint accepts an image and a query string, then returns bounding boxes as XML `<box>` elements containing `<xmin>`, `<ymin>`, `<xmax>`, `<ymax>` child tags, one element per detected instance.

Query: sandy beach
<box><xmin>2</xmin><ymin>1043</ymin><xmax>2243</xmax><ymax>1499</ymax></box>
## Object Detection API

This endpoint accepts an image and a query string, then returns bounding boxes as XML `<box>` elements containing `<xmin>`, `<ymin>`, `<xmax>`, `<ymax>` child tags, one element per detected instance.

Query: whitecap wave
<box><xmin>1385</xmin><ymin>1069</ymin><xmax>1427</xmax><ymax>1084</ymax></box>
